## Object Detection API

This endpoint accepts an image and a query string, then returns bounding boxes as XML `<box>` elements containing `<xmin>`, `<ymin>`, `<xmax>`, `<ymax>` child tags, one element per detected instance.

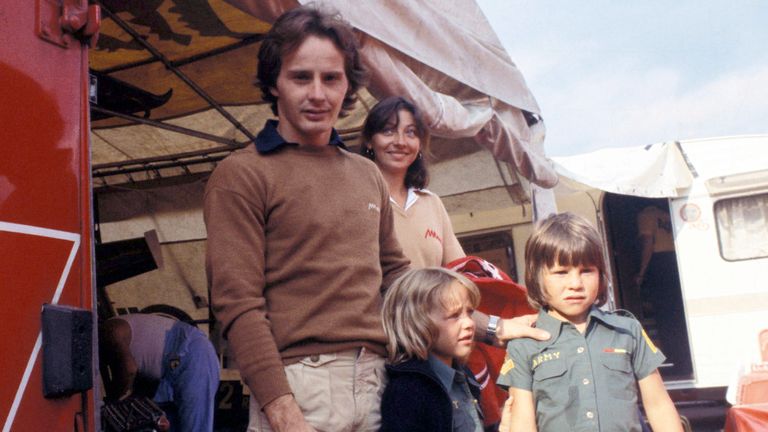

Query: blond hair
<box><xmin>381</xmin><ymin>267</ymin><xmax>480</xmax><ymax>364</ymax></box>
<box><xmin>524</xmin><ymin>212</ymin><xmax>609</xmax><ymax>310</ymax></box>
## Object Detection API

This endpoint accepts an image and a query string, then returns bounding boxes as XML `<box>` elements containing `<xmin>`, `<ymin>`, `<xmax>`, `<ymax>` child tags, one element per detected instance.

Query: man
<box><xmin>205</xmin><ymin>6</ymin><xmax>547</xmax><ymax>432</ymax></box>
<box><xmin>635</xmin><ymin>203</ymin><xmax>692</xmax><ymax>379</ymax></box>
<box><xmin>99</xmin><ymin>313</ymin><xmax>220</xmax><ymax>432</ymax></box>
<box><xmin>205</xmin><ymin>7</ymin><xmax>408</xmax><ymax>431</ymax></box>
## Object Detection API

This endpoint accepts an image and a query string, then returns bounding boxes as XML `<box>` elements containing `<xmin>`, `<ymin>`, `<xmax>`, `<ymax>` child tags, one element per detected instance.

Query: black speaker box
<box><xmin>41</xmin><ymin>304</ymin><xmax>93</xmax><ymax>398</ymax></box>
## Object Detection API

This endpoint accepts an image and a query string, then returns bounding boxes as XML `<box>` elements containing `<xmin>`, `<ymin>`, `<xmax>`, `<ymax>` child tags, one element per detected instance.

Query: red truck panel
<box><xmin>1</xmin><ymin>1</ymin><xmax>95</xmax><ymax>431</ymax></box>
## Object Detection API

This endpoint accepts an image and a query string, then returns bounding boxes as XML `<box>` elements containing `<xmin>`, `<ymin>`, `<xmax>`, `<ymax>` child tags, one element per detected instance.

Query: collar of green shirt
<box><xmin>535</xmin><ymin>306</ymin><xmax>632</xmax><ymax>343</ymax></box>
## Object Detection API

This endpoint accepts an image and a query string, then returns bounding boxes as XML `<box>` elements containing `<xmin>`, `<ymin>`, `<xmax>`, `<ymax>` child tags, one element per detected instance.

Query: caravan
<box><xmin>445</xmin><ymin>135</ymin><xmax>768</xmax><ymax>425</ymax></box>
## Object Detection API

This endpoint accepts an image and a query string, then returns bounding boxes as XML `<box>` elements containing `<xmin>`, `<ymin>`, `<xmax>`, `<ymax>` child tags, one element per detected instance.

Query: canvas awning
<box><xmin>551</xmin><ymin>141</ymin><xmax>694</xmax><ymax>198</ymax></box>
<box><xmin>89</xmin><ymin>0</ymin><xmax>556</xmax><ymax>198</ymax></box>
<box><xmin>551</xmin><ymin>136</ymin><xmax>768</xmax><ymax>199</ymax></box>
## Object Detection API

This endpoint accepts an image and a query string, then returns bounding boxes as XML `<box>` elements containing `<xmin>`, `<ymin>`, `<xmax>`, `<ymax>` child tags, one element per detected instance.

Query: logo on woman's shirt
<box><xmin>424</xmin><ymin>228</ymin><xmax>443</xmax><ymax>244</ymax></box>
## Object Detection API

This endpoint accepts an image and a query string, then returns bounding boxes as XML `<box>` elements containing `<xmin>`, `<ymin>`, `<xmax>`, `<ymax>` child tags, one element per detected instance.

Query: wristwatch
<box><xmin>486</xmin><ymin>315</ymin><xmax>500</xmax><ymax>340</ymax></box>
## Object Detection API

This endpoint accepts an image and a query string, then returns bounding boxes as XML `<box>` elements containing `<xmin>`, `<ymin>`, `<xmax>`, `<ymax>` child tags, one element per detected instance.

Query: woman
<box><xmin>361</xmin><ymin>96</ymin><xmax>465</xmax><ymax>268</ymax></box>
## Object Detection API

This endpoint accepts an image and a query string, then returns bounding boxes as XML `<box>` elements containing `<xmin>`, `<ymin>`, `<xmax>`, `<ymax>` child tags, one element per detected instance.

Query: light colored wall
<box><xmin>448</xmin><ymin>189</ymin><xmax>603</xmax><ymax>285</ymax></box>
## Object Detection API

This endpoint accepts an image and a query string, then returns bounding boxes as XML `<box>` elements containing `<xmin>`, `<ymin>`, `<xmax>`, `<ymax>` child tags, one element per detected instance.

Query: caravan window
<box><xmin>459</xmin><ymin>231</ymin><xmax>518</xmax><ymax>281</ymax></box>
<box><xmin>714</xmin><ymin>192</ymin><xmax>768</xmax><ymax>261</ymax></box>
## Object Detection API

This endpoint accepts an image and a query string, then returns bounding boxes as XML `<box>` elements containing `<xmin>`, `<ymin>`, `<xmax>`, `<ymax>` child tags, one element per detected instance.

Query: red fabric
<box><xmin>724</xmin><ymin>403</ymin><xmax>768</xmax><ymax>432</ymax></box>
<box><xmin>447</xmin><ymin>256</ymin><xmax>536</xmax><ymax>427</ymax></box>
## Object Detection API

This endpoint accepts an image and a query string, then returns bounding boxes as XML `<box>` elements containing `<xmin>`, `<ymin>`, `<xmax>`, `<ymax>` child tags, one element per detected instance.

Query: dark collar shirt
<box><xmin>428</xmin><ymin>355</ymin><xmax>484</xmax><ymax>432</ymax></box>
<box><xmin>497</xmin><ymin>307</ymin><xmax>666</xmax><ymax>431</ymax></box>
<box><xmin>254</xmin><ymin>119</ymin><xmax>346</xmax><ymax>153</ymax></box>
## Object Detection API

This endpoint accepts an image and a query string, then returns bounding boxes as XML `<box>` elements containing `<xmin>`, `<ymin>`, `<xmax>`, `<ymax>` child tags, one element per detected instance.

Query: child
<box><xmin>380</xmin><ymin>267</ymin><xmax>485</xmax><ymax>432</ymax></box>
<box><xmin>497</xmin><ymin>213</ymin><xmax>682</xmax><ymax>432</ymax></box>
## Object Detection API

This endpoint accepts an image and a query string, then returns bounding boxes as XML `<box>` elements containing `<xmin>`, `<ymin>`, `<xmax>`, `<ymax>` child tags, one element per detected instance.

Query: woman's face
<box><xmin>368</xmin><ymin>109</ymin><xmax>421</xmax><ymax>178</ymax></box>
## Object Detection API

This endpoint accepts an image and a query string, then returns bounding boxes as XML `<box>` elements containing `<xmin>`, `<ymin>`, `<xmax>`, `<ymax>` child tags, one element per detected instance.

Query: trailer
<box><xmin>443</xmin><ymin>136</ymin><xmax>768</xmax><ymax>428</ymax></box>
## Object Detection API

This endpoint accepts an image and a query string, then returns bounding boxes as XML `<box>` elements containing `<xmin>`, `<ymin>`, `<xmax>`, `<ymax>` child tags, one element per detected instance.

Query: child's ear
<box><xmin>596</xmin><ymin>273</ymin><xmax>609</xmax><ymax>305</ymax></box>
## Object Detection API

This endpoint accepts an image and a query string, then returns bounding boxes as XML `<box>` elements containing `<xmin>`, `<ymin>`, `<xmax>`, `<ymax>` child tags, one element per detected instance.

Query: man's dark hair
<box><xmin>256</xmin><ymin>5</ymin><xmax>366</xmax><ymax>117</ymax></box>
<box><xmin>360</xmin><ymin>96</ymin><xmax>430</xmax><ymax>189</ymax></box>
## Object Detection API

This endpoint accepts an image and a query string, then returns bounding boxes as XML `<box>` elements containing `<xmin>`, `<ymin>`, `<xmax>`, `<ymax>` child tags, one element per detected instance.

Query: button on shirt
<box><xmin>429</xmin><ymin>355</ymin><xmax>483</xmax><ymax>432</ymax></box>
<box><xmin>497</xmin><ymin>307</ymin><xmax>666</xmax><ymax>431</ymax></box>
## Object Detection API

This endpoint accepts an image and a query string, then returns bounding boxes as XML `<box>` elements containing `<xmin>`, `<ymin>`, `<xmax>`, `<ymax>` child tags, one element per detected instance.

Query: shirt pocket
<box><xmin>600</xmin><ymin>353</ymin><xmax>636</xmax><ymax>401</ymax></box>
<box><xmin>453</xmin><ymin>406</ymin><xmax>478</xmax><ymax>432</ymax></box>
<box><xmin>532</xmin><ymin>358</ymin><xmax>568</xmax><ymax>405</ymax></box>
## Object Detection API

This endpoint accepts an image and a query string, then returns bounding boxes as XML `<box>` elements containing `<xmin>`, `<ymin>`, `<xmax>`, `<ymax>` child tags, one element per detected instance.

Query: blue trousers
<box><xmin>153</xmin><ymin>322</ymin><xmax>220</xmax><ymax>432</ymax></box>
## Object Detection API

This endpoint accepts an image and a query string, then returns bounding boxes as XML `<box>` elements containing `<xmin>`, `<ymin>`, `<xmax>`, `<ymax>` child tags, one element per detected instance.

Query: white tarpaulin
<box><xmin>552</xmin><ymin>141</ymin><xmax>694</xmax><ymax>198</ymax></box>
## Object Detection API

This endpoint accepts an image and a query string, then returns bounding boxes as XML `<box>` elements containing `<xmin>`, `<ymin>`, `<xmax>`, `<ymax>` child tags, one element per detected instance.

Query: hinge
<box><xmin>37</xmin><ymin>0</ymin><xmax>101</xmax><ymax>48</ymax></box>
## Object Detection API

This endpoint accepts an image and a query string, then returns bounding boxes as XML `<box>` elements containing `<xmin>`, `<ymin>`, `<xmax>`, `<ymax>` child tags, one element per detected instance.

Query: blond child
<box><xmin>380</xmin><ymin>267</ymin><xmax>485</xmax><ymax>432</ymax></box>
<box><xmin>497</xmin><ymin>213</ymin><xmax>682</xmax><ymax>432</ymax></box>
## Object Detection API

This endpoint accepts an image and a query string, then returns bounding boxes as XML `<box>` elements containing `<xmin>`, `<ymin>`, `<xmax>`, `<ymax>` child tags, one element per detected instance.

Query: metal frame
<box><xmin>96</xmin><ymin>1</ymin><xmax>259</xmax><ymax>143</ymax></box>
<box><xmin>91</xmin><ymin>3</ymin><xmax>366</xmax><ymax>182</ymax></box>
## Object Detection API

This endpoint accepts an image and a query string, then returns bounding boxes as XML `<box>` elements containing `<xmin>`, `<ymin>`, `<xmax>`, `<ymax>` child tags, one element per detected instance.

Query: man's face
<box><xmin>271</xmin><ymin>35</ymin><xmax>349</xmax><ymax>147</ymax></box>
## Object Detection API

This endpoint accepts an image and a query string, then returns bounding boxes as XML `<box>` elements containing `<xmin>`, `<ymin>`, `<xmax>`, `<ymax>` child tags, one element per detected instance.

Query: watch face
<box><xmin>487</xmin><ymin>316</ymin><xmax>499</xmax><ymax>335</ymax></box>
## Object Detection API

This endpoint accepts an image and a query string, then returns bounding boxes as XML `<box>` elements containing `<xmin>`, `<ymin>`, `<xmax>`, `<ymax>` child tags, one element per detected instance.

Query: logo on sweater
<box><xmin>424</xmin><ymin>228</ymin><xmax>443</xmax><ymax>244</ymax></box>
<box><xmin>368</xmin><ymin>203</ymin><xmax>380</xmax><ymax>213</ymax></box>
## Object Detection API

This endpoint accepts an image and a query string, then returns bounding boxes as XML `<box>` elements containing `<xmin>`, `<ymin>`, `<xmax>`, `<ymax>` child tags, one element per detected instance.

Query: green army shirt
<box><xmin>497</xmin><ymin>307</ymin><xmax>665</xmax><ymax>431</ymax></box>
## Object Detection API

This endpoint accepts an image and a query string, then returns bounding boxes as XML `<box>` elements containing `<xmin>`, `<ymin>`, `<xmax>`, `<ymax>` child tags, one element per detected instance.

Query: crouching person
<box><xmin>99</xmin><ymin>313</ymin><xmax>220</xmax><ymax>432</ymax></box>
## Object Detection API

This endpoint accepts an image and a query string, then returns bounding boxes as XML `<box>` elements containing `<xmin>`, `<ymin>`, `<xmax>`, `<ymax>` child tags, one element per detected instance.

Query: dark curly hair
<box><xmin>360</xmin><ymin>96</ymin><xmax>430</xmax><ymax>189</ymax></box>
<box><xmin>256</xmin><ymin>5</ymin><xmax>367</xmax><ymax>117</ymax></box>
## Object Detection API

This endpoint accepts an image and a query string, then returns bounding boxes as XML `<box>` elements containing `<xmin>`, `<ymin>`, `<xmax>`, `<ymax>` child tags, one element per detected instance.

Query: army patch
<box><xmin>641</xmin><ymin>328</ymin><xmax>658</xmax><ymax>353</ymax></box>
<box><xmin>500</xmin><ymin>358</ymin><xmax>515</xmax><ymax>375</ymax></box>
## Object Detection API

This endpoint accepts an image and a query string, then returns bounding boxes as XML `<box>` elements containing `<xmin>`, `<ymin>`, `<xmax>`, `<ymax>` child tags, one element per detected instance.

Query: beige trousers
<box><xmin>248</xmin><ymin>348</ymin><xmax>386</xmax><ymax>432</ymax></box>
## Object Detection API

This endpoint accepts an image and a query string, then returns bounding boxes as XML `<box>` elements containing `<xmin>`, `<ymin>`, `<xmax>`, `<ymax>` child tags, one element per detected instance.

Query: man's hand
<box><xmin>495</xmin><ymin>314</ymin><xmax>550</xmax><ymax>346</ymax></box>
<box><xmin>473</xmin><ymin>311</ymin><xmax>550</xmax><ymax>346</ymax></box>
<box><xmin>263</xmin><ymin>394</ymin><xmax>317</xmax><ymax>432</ymax></box>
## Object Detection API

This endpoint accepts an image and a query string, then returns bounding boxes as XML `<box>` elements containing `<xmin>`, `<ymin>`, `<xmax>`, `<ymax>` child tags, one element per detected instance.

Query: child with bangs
<box><xmin>497</xmin><ymin>213</ymin><xmax>682</xmax><ymax>432</ymax></box>
<box><xmin>380</xmin><ymin>267</ymin><xmax>486</xmax><ymax>432</ymax></box>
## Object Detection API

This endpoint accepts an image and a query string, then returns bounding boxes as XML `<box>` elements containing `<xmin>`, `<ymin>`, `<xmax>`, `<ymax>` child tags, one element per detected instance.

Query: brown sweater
<box><xmin>204</xmin><ymin>140</ymin><xmax>410</xmax><ymax>407</ymax></box>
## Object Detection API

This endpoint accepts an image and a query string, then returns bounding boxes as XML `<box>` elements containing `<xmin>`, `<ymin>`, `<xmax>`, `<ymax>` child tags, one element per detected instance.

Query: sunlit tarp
<box><xmin>552</xmin><ymin>141</ymin><xmax>694</xmax><ymax>198</ymax></box>
<box><xmin>228</xmin><ymin>0</ymin><xmax>555</xmax><ymax>187</ymax></box>
<box><xmin>552</xmin><ymin>136</ymin><xmax>768</xmax><ymax>199</ymax></box>
<box><xmin>90</xmin><ymin>0</ymin><xmax>556</xmax><ymax>191</ymax></box>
